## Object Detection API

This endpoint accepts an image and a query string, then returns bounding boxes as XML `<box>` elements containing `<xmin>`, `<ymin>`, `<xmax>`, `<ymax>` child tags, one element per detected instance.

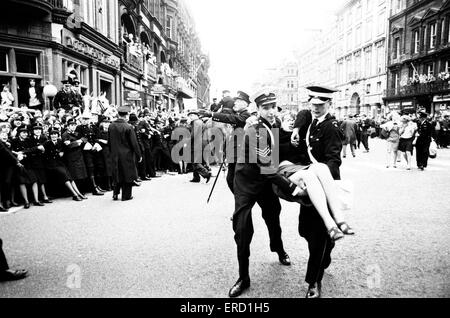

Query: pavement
<box><xmin>0</xmin><ymin>138</ymin><xmax>449</xmax><ymax>298</ymax></box>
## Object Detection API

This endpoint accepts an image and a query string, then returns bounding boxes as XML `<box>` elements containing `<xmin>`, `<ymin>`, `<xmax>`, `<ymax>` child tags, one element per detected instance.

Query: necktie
<box><xmin>311</xmin><ymin>118</ymin><xmax>319</xmax><ymax>129</ymax></box>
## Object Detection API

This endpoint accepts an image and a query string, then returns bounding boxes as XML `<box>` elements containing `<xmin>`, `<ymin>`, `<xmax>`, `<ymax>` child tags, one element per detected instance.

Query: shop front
<box><xmin>433</xmin><ymin>94</ymin><xmax>450</xmax><ymax>116</ymax></box>
<box><xmin>56</xmin><ymin>29</ymin><xmax>121</xmax><ymax>107</ymax></box>
<box><xmin>123</xmin><ymin>78</ymin><xmax>144</xmax><ymax>110</ymax></box>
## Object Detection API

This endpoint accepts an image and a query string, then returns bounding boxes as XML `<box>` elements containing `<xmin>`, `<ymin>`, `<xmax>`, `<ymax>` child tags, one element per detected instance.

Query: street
<box><xmin>0</xmin><ymin>138</ymin><xmax>449</xmax><ymax>298</ymax></box>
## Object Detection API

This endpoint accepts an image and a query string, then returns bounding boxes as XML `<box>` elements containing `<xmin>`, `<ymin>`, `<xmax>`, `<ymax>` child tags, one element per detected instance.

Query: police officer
<box><xmin>228</xmin><ymin>92</ymin><xmax>290</xmax><ymax>298</ymax></box>
<box><xmin>291</xmin><ymin>85</ymin><xmax>347</xmax><ymax>298</ymax></box>
<box><xmin>414</xmin><ymin>111</ymin><xmax>435</xmax><ymax>170</ymax></box>
<box><xmin>53</xmin><ymin>79</ymin><xmax>80</xmax><ymax>112</ymax></box>
<box><xmin>198</xmin><ymin>90</ymin><xmax>251</xmax><ymax>192</ymax></box>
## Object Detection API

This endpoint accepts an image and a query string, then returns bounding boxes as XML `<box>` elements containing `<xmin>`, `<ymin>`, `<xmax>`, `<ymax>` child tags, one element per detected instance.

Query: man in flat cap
<box><xmin>218</xmin><ymin>90</ymin><xmax>235</xmax><ymax>114</ymax></box>
<box><xmin>186</xmin><ymin>110</ymin><xmax>211</xmax><ymax>183</ymax></box>
<box><xmin>109</xmin><ymin>105</ymin><xmax>142</xmax><ymax>201</ymax></box>
<box><xmin>228</xmin><ymin>91</ymin><xmax>291</xmax><ymax>298</ymax></box>
<box><xmin>291</xmin><ymin>85</ymin><xmax>352</xmax><ymax>298</ymax></box>
<box><xmin>198</xmin><ymin>90</ymin><xmax>251</xmax><ymax>192</ymax></box>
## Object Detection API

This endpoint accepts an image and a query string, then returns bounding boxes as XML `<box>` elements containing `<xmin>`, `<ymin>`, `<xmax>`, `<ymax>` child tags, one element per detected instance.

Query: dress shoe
<box><xmin>79</xmin><ymin>194</ymin><xmax>88</xmax><ymax>200</ymax></box>
<box><xmin>96</xmin><ymin>186</ymin><xmax>107</xmax><ymax>193</ymax></box>
<box><xmin>205</xmin><ymin>173</ymin><xmax>212</xmax><ymax>184</ymax></box>
<box><xmin>306</xmin><ymin>283</ymin><xmax>321</xmax><ymax>298</ymax></box>
<box><xmin>141</xmin><ymin>176</ymin><xmax>151</xmax><ymax>181</ymax></box>
<box><xmin>42</xmin><ymin>198</ymin><xmax>53</xmax><ymax>204</ymax></box>
<box><xmin>0</xmin><ymin>269</ymin><xmax>28</xmax><ymax>282</ymax></box>
<box><xmin>122</xmin><ymin>196</ymin><xmax>133</xmax><ymax>202</ymax></box>
<box><xmin>92</xmin><ymin>190</ymin><xmax>104</xmax><ymax>196</ymax></box>
<box><xmin>0</xmin><ymin>205</ymin><xmax>8</xmax><ymax>212</ymax></box>
<box><xmin>136</xmin><ymin>178</ymin><xmax>143</xmax><ymax>182</ymax></box>
<box><xmin>24</xmin><ymin>203</ymin><xmax>31</xmax><ymax>209</ymax></box>
<box><xmin>228</xmin><ymin>277</ymin><xmax>250</xmax><ymax>298</ymax></box>
<box><xmin>133</xmin><ymin>180</ymin><xmax>142</xmax><ymax>187</ymax></box>
<box><xmin>278</xmin><ymin>252</ymin><xmax>291</xmax><ymax>266</ymax></box>
<box><xmin>72</xmin><ymin>196</ymin><xmax>82</xmax><ymax>202</ymax></box>
<box><xmin>33</xmin><ymin>201</ymin><xmax>45</xmax><ymax>207</ymax></box>
<box><xmin>10</xmin><ymin>201</ymin><xmax>20</xmax><ymax>207</ymax></box>
<box><xmin>190</xmin><ymin>179</ymin><xmax>201</xmax><ymax>183</ymax></box>
<box><xmin>112</xmin><ymin>194</ymin><xmax>119</xmax><ymax>201</ymax></box>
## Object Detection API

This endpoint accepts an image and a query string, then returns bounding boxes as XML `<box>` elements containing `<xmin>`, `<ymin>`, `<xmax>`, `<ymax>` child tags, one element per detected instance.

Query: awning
<box><xmin>177</xmin><ymin>90</ymin><xmax>193</xmax><ymax>99</ymax></box>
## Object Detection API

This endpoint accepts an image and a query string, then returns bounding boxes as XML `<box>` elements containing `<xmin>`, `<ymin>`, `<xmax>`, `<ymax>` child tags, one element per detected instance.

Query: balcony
<box><xmin>146</xmin><ymin>62</ymin><xmax>157</xmax><ymax>81</ymax></box>
<box><xmin>123</xmin><ymin>46</ymin><xmax>144</xmax><ymax>74</ymax></box>
<box><xmin>176</xmin><ymin>77</ymin><xmax>194</xmax><ymax>99</ymax></box>
<box><xmin>5</xmin><ymin>0</ymin><xmax>73</xmax><ymax>23</ymax></box>
<box><xmin>386</xmin><ymin>80</ymin><xmax>450</xmax><ymax>98</ymax></box>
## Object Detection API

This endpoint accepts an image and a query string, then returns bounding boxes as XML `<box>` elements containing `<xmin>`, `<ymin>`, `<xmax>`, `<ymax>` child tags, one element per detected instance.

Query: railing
<box><xmin>146</xmin><ymin>62</ymin><xmax>157</xmax><ymax>80</ymax></box>
<box><xmin>386</xmin><ymin>80</ymin><xmax>450</xmax><ymax>98</ymax></box>
<box><xmin>124</xmin><ymin>47</ymin><xmax>144</xmax><ymax>73</ymax></box>
<box><xmin>49</xmin><ymin>0</ymin><xmax>73</xmax><ymax>11</ymax></box>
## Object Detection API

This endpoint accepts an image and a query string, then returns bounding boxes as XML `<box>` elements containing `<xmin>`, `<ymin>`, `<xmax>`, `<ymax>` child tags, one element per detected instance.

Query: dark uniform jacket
<box><xmin>416</xmin><ymin>119</ymin><xmax>435</xmax><ymax>144</ymax></box>
<box><xmin>308</xmin><ymin>113</ymin><xmax>344</xmax><ymax>180</ymax></box>
<box><xmin>53</xmin><ymin>89</ymin><xmax>80</xmax><ymax>112</ymax></box>
<box><xmin>0</xmin><ymin>140</ymin><xmax>18</xmax><ymax>167</ymax></box>
<box><xmin>10</xmin><ymin>138</ymin><xmax>34</xmax><ymax>167</ymax></box>
<box><xmin>43</xmin><ymin>139</ymin><xmax>66</xmax><ymax>169</ymax></box>
<box><xmin>212</xmin><ymin>108</ymin><xmax>250</xmax><ymax>163</ymax></box>
<box><xmin>218</xmin><ymin>96</ymin><xmax>235</xmax><ymax>113</ymax></box>
<box><xmin>27</xmin><ymin>135</ymin><xmax>48</xmax><ymax>170</ymax></box>
<box><xmin>61</xmin><ymin>130</ymin><xmax>88</xmax><ymax>180</ymax></box>
<box><xmin>108</xmin><ymin>118</ymin><xmax>141</xmax><ymax>183</ymax></box>
<box><xmin>234</xmin><ymin>117</ymin><xmax>280</xmax><ymax>197</ymax></box>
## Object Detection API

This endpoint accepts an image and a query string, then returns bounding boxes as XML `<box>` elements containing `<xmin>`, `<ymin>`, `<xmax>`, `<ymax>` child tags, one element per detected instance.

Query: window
<box><xmin>413</xmin><ymin>30</ymin><xmax>420</xmax><ymax>53</ymax></box>
<box><xmin>366</xmin><ymin>84</ymin><xmax>371</xmax><ymax>94</ymax></box>
<box><xmin>430</xmin><ymin>23</ymin><xmax>437</xmax><ymax>49</ymax></box>
<box><xmin>166</xmin><ymin>16</ymin><xmax>173</xmax><ymax>39</ymax></box>
<box><xmin>427</xmin><ymin>63</ymin><xmax>434</xmax><ymax>75</ymax></box>
<box><xmin>356</xmin><ymin>25</ymin><xmax>362</xmax><ymax>46</ymax></box>
<box><xmin>364</xmin><ymin>47</ymin><xmax>372</xmax><ymax>77</ymax></box>
<box><xmin>377</xmin><ymin>81</ymin><xmax>382</xmax><ymax>93</ymax></box>
<box><xmin>393</xmin><ymin>38</ymin><xmax>400</xmax><ymax>59</ymax></box>
<box><xmin>0</xmin><ymin>52</ymin><xmax>7</xmax><ymax>72</ymax></box>
<box><xmin>377</xmin><ymin>10</ymin><xmax>386</xmax><ymax>35</ymax></box>
<box><xmin>393</xmin><ymin>72</ymin><xmax>399</xmax><ymax>91</ymax></box>
<box><xmin>365</xmin><ymin>18</ymin><xmax>373</xmax><ymax>41</ymax></box>
<box><xmin>16</xmin><ymin>52</ymin><xmax>38</xmax><ymax>74</ymax></box>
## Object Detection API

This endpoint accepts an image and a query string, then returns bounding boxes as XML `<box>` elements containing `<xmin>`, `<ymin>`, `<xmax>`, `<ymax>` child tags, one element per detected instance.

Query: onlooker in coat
<box><xmin>109</xmin><ymin>106</ymin><xmax>142</xmax><ymax>201</ymax></box>
<box><xmin>61</xmin><ymin>119</ymin><xmax>88</xmax><ymax>199</ymax></box>
<box><xmin>340</xmin><ymin>115</ymin><xmax>357</xmax><ymax>158</ymax></box>
<box><xmin>10</xmin><ymin>127</ymin><xmax>43</xmax><ymax>209</ymax></box>
<box><xmin>43</xmin><ymin>130</ymin><xmax>84</xmax><ymax>201</ymax></box>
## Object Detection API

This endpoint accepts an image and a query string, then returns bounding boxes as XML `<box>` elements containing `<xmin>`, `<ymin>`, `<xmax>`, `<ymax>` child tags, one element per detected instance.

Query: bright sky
<box><xmin>186</xmin><ymin>0</ymin><xmax>347</xmax><ymax>98</ymax></box>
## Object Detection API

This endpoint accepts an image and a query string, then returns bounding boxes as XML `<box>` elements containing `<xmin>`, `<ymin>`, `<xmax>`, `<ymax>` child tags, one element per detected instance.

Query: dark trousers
<box><xmin>416</xmin><ymin>140</ymin><xmax>431</xmax><ymax>168</ymax></box>
<box><xmin>192</xmin><ymin>163</ymin><xmax>210</xmax><ymax>181</ymax></box>
<box><xmin>233</xmin><ymin>184</ymin><xmax>284</xmax><ymax>279</ymax></box>
<box><xmin>113</xmin><ymin>182</ymin><xmax>133</xmax><ymax>200</ymax></box>
<box><xmin>0</xmin><ymin>239</ymin><xmax>9</xmax><ymax>271</ymax></box>
<box><xmin>226</xmin><ymin>163</ymin><xmax>236</xmax><ymax>193</ymax></box>
<box><xmin>299</xmin><ymin>205</ymin><xmax>335</xmax><ymax>286</ymax></box>
<box><xmin>361</xmin><ymin>133</ymin><xmax>369</xmax><ymax>151</ymax></box>
<box><xmin>144</xmin><ymin>148</ymin><xmax>156</xmax><ymax>177</ymax></box>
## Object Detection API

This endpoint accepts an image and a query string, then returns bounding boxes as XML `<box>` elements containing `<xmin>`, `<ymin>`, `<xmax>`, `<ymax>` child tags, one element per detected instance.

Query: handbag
<box><xmin>429</xmin><ymin>139</ymin><xmax>437</xmax><ymax>159</ymax></box>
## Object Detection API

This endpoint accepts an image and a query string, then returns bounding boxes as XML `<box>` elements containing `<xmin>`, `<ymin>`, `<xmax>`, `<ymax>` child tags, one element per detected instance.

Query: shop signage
<box><xmin>151</xmin><ymin>84</ymin><xmax>166</xmax><ymax>95</ymax></box>
<box><xmin>125</xmin><ymin>90</ymin><xmax>142</xmax><ymax>101</ymax></box>
<box><xmin>124</xmin><ymin>80</ymin><xmax>140</xmax><ymax>91</ymax></box>
<box><xmin>65</xmin><ymin>36</ymin><xmax>120</xmax><ymax>69</ymax></box>
<box><xmin>433</xmin><ymin>94</ymin><xmax>450</xmax><ymax>102</ymax></box>
<box><xmin>388</xmin><ymin>102</ymin><xmax>400</xmax><ymax>110</ymax></box>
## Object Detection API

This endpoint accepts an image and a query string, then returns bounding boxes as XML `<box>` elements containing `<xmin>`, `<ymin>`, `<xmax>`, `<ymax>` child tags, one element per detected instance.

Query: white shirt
<box><xmin>29</xmin><ymin>87</ymin><xmax>40</xmax><ymax>107</ymax></box>
<box><xmin>313</xmin><ymin>112</ymin><xmax>328</xmax><ymax>125</ymax></box>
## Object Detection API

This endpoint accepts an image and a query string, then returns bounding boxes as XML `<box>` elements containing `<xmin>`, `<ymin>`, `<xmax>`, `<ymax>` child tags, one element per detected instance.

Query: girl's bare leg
<box><xmin>309</xmin><ymin>164</ymin><xmax>346</xmax><ymax>224</ymax></box>
<box><xmin>65</xmin><ymin>181</ymin><xmax>79</xmax><ymax>197</ymax></box>
<box><xmin>19</xmin><ymin>184</ymin><xmax>29</xmax><ymax>204</ymax></box>
<box><xmin>289</xmin><ymin>170</ymin><xmax>338</xmax><ymax>231</ymax></box>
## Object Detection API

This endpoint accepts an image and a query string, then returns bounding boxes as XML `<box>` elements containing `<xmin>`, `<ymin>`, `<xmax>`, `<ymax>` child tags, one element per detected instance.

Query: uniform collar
<box><xmin>313</xmin><ymin>112</ymin><xmax>329</xmax><ymax>125</ymax></box>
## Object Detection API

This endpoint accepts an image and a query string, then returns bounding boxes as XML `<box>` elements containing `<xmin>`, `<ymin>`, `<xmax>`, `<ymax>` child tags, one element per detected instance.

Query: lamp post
<box><xmin>43</xmin><ymin>82</ymin><xmax>58</xmax><ymax>111</ymax></box>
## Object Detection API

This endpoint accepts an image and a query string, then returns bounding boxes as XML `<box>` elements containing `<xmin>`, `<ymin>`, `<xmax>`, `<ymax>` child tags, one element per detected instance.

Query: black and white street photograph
<box><xmin>0</xmin><ymin>0</ymin><xmax>449</xmax><ymax>308</ymax></box>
